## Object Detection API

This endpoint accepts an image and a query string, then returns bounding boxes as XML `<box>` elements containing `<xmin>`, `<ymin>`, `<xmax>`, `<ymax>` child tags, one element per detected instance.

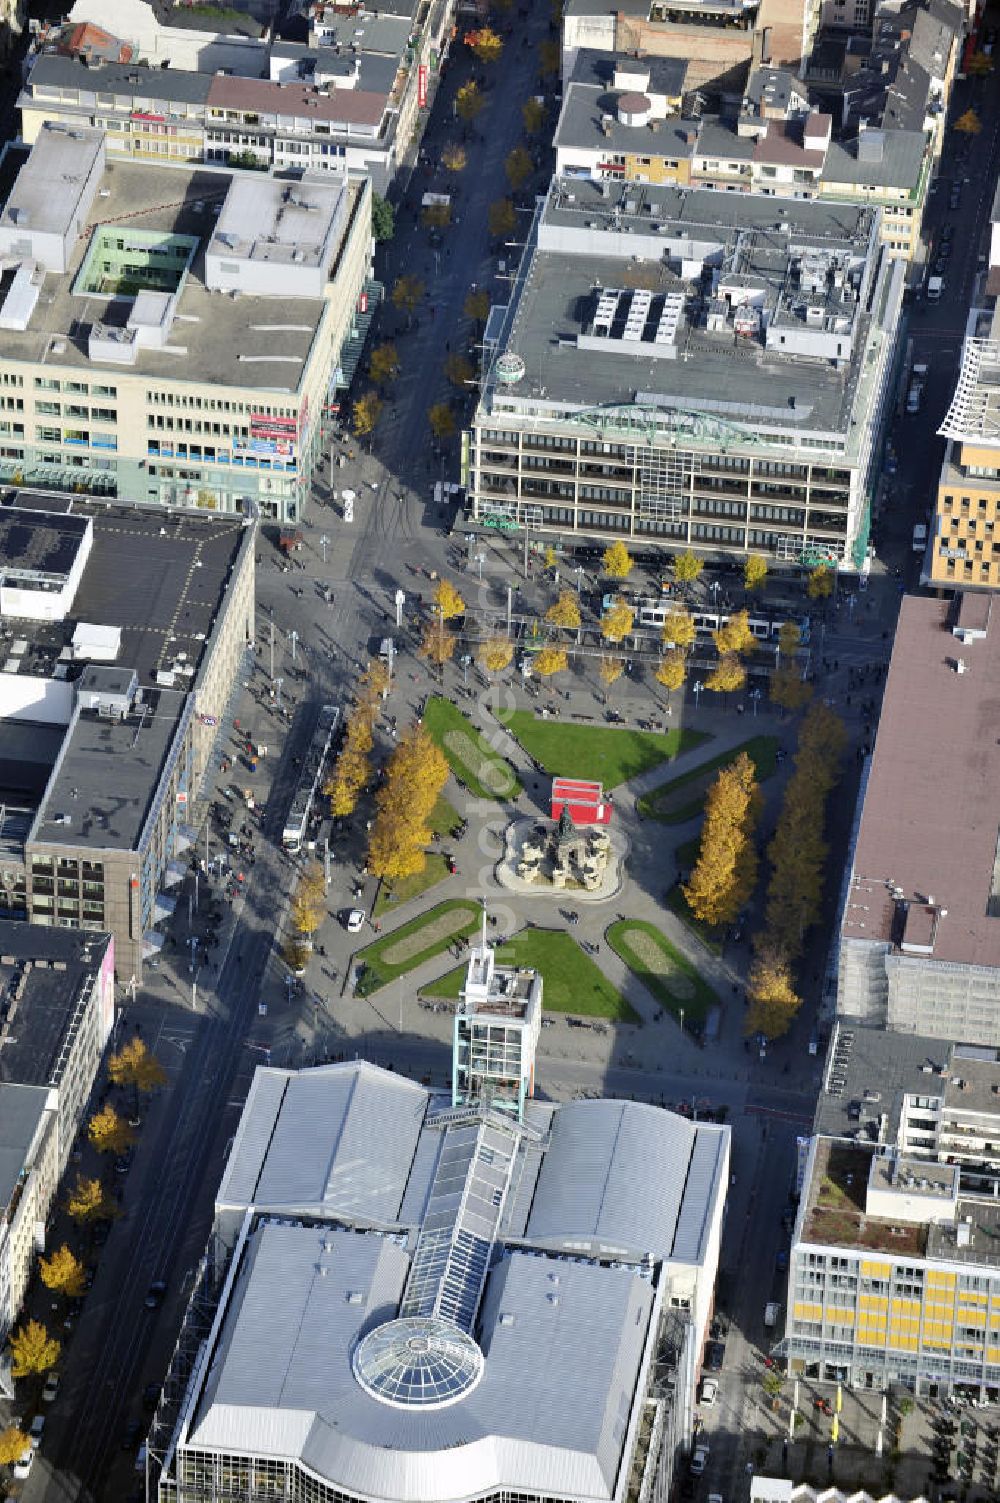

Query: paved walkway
<box><xmin>317</xmin><ymin>691</ymin><xmax>797</xmax><ymax>1060</ymax></box>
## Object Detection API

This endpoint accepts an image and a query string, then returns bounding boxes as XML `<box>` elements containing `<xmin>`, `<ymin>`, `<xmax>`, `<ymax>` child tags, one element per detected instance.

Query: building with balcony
<box><xmin>0</xmin><ymin>126</ymin><xmax>371</xmax><ymax>522</ymax></box>
<box><xmin>932</xmin><ymin>302</ymin><xmax>1000</xmax><ymax>590</ymax></box>
<box><xmin>452</xmin><ymin>924</ymin><xmax>543</xmax><ymax>1120</ymax></box>
<box><xmin>0</xmin><ymin>923</ymin><xmax>114</xmax><ymax>1371</ymax></box>
<box><xmin>0</xmin><ymin>490</ymin><xmax>253</xmax><ymax>984</ymax></box>
<box><xmin>466</xmin><ymin>176</ymin><xmax>905</xmax><ymax>569</ymax></box>
<box><xmin>153</xmin><ymin>1061</ymin><xmax>730</xmax><ymax>1503</ymax></box>
<box><xmin>836</xmin><ymin>593</ymin><xmax>1000</xmax><ymax>1045</ymax></box>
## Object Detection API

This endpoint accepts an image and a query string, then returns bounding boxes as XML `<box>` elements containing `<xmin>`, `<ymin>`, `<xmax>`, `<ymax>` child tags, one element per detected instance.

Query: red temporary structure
<box><xmin>550</xmin><ymin>777</ymin><xmax>612</xmax><ymax>827</ymax></box>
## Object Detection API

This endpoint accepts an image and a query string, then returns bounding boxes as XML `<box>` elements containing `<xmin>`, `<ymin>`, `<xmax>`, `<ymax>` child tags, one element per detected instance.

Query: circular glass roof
<box><xmin>352</xmin><ymin>1317</ymin><xmax>485</xmax><ymax>1411</ymax></box>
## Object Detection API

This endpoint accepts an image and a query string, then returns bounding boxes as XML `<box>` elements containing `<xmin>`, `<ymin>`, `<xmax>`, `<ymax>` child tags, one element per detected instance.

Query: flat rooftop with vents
<box><xmin>0</xmin><ymin>126</ymin><xmax>362</xmax><ymax>388</ymax></box>
<box><xmin>480</xmin><ymin>176</ymin><xmax>896</xmax><ymax>453</ymax></box>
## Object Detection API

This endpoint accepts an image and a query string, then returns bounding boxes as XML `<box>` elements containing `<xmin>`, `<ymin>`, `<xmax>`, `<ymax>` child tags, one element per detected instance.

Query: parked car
<box><xmin>121</xmin><ymin>1419</ymin><xmax>142</xmax><ymax>1450</ymax></box>
<box><xmin>705</xmin><ymin>1341</ymin><xmax>725</xmax><ymax>1371</ymax></box>
<box><xmin>142</xmin><ymin>1383</ymin><xmax>160</xmax><ymax>1412</ymax></box>
<box><xmin>144</xmin><ymin>1280</ymin><xmax>167</xmax><ymax>1310</ymax></box>
<box><xmin>345</xmin><ymin>909</ymin><xmax>365</xmax><ymax>934</ymax></box>
<box><xmin>41</xmin><ymin>1373</ymin><xmax>60</xmax><ymax>1404</ymax></box>
<box><xmin>690</xmin><ymin>1445</ymin><xmax>710</xmax><ymax>1476</ymax></box>
<box><xmin>699</xmin><ymin>1377</ymin><xmax>719</xmax><ymax>1407</ymax></box>
<box><xmin>29</xmin><ymin>1414</ymin><xmax>45</xmax><ymax>1449</ymax></box>
<box><xmin>13</xmin><ymin>1445</ymin><xmax>33</xmax><ymax>1480</ymax></box>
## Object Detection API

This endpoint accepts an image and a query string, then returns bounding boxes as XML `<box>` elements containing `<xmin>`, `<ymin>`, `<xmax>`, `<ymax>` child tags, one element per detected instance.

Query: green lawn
<box><xmin>506</xmin><ymin>712</ymin><xmax>708</xmax><ymax>790</ymax></box>
<box><xmin>424</xmin><ymin>697</ymin><xmax>522</xmax><ymax>802</ymax></box>
<box><xmin>606</xmin><ymin>919</ymin><xmax>718</xmax><ymax>1026</ymax></box>
<box><xmin>428</xmin><ymin>792</ymin><xmax>462</xmax><ymax>836</ymax></box>
<box><xmin>354</xmin><ymin>898</ymin><xmax>482</xmax><ymax>996</ymax></box>
<box><xmin>424</xmin><ymin>926</ymin><xmax>639</xmax><ymax>1022</ymax></box>
<box><xmin>636</xmin><ymin>736</ymin><xmax>780</xmax><ymax>823</ymax></box>
<box><xmin>374</xmin><ymin>854</ymin><xmax>452</xmax><ymax>917</ymax></box>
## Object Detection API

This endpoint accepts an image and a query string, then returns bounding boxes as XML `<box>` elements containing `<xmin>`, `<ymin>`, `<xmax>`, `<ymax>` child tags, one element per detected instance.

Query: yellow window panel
<box><xmin>861</xmin><ymin>1261</ymin><xmax>892</xmax><ymax>1279</ymax></box>
<box><xmin>927</xmin><ymin>1271</ymin><xmax>956</xmax><ymax>1287</ymax></box>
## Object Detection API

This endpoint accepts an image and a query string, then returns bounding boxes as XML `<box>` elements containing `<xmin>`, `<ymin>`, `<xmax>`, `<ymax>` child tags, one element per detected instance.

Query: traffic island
<box><xmin>423</xmin><ymin>926</ymin><xmax>639</xmax><ymax>1023</ymax></box>
<box><xmin>424</xmin><ymin>697</ymin><xmax>522</xmax><ymax>801</ymax></box>
<box><xmin>606</xmin><ymin>919</ymin><xmax>718</xmax><ymax>1034</ymax></box>
<box><xmin>353</xmin><ymin>898</ymin><xmax>482</xmax><ymax>996</ymax></box>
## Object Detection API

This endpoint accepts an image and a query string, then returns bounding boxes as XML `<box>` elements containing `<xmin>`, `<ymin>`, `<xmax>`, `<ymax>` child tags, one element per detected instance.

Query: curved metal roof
<box><xmin>352</xmin><ymin>1317</ymin><xmax>485</xmax><ymax>1410</ymax></box>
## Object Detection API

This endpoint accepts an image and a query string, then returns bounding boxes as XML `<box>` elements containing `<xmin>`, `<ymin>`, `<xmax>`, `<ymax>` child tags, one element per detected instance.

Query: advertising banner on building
<box><xmin>418</xmin><ymin>64</ymin><xmax>428</xmax><ymax>107</ymax></box>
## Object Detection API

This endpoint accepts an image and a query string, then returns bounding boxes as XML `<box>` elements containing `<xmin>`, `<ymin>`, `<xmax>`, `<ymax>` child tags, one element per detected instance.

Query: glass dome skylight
<box><xmin>352</xmin><ymin>1317</ymin><xmax>485</xmax><ymax>1411</ymax></box>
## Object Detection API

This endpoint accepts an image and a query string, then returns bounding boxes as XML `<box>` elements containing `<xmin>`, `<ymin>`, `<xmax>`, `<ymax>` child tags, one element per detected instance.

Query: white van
<box><xmin>912</xmin><ymin>522</ymin><xmax>928</xmax><ymax>553</ymax></box>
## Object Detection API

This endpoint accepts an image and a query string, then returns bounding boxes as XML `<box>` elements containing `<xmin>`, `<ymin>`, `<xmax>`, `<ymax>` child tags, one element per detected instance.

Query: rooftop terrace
<box><xmin>802</xmin><ymin>1140</ymin><xmax>928</xmax><ymax>1256</ymax></box>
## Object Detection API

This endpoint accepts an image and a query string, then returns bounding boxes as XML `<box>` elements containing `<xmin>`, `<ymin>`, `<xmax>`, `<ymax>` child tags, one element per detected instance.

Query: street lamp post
<box><xmin>750</xmin><ymin>687</ymin><xmax>761</xmax><ymax>717</ymax></box>
<box><xmin>289</xmin><ymin>629</ymin><xmax>299</xmax><ymax>666</ymax></box>
<box><xmin>320</xmin><ymin>534</ymin><xmax>329</xmax><ymax>565</ymax></box>
<box><xmin>461</xmin><ymin>654</ymin><xmax>472</xmax><ymax>690</ymax></box>
<box><xmin>474</xmin><ymin>550</ymin><xmax>486</xmax><ymax>581</ymax></box>
<box><xmin>575</xmin><ymin>565</ymin><xmax>585</xmax><ymax>593</ymax></box>
<box><xmin>692</xmin><ymin>680</ymin><xmax>703</xmax><ymax>713</ymax></box>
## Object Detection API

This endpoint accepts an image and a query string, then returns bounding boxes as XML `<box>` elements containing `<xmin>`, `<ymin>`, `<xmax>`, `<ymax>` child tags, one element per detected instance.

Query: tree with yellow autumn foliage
<box><xmin>602</xmin><ymin>540</ymin><xmax>632</xmax><ymax>579</ymax></box>
<box><xmin>9</xmin><ymin>1319</ymin><xmax>59</xmax><ymax>1378</ymax></box>
<box><xmin>745</xmin><ymin>945</ymin><xmax>800</xmax><ymax>1039</ymax></box>
<box><xmin>534</xmin><ymin>646</ymin><xmax>569</xmax><ymax>679</ymax></box>
<box><xmin>655</xmin><ymin>649</ymin><xmax>688</xmax><ymax>694</ymax></box>
<box><xmin>661</xmin><ymin>607</ymin><xmax>696</xmax><ymax>649</ymax></box>
<box><xmin>39</xmin><ymin>1244</ymin><xmax>86</xmax><ymax>1301</ymax></box>
<box><xmin>478</xmin><ymin>636</ymin><xmax>514</xmax><ymax>677</ymax></box>
<box><xmin>368</xmin><ymin>726</ymin><xmax>450</xmax><ymax>882</ymax></box>
<box><xmin>713</xmin><ymin>609</ymin><xmax>755</xmax><ymax>656</ymax></box>
<box><xmin>705</xmin><ymin>652</ymin><xmax>746</xmax><ymax>694</ymax></box>
<box><xmin>683</xmin><ymin>752</ymin><xmax>760</xmax><ymax>928</ymax></box>
<box><xmin>546</xmin><ymin>590</ymin><xmax>581</xmax><ymax>631</ymax></box>
<box><xmin>88</xmin><ymin>1103</ymin><xmax>134</xmax><ymax>1160</ymax></box>
<box><xmin>0</xmin><ymin>1427</ymin><xmax>30</xmax><ymax>1466</ymax></box>
<box><xmin>601</xmin><ymin>598</ymin><xmax>634</xmax><ymax>644</ymax></box>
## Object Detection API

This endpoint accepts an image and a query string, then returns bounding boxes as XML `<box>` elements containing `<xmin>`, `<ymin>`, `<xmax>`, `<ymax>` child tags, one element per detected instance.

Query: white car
<box><xmin>699</xmin><ymin>1377</ymin><xmax>719</xmax><ymax>1407</ymax></box>
<box><xmin>42</xmin><ymin>1373</ymin><xmax>60</xmax><ymax>1403</ymax></box>
<box><xmin>346</xmin><ymin>909</ymin><xmax>365</xmax><ymax>934</ymax></box>
<box><xmin>690</xmin><ymin>1445</ymin><xmax>710</xmax><ymax>1476</ymax></box>
<box><xmin>13</xmin><ymin>1446</ymin><xmax>33</xmax><ymax>1480</ymax></box>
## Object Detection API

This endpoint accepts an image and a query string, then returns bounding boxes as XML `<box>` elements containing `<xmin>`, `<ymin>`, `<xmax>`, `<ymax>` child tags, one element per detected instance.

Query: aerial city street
<box><xmin>0</xmin><ymin>0</ymin><xmax>997</xmax><ymax>1496</ymax></box>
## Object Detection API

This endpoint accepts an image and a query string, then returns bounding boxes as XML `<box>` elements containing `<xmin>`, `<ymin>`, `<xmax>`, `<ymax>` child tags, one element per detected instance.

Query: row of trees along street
<box><xmin>0</xmin><ymin>1039</ymin><xmax>167</xmax><ymax>1463</ymax></box>
<box><xmin>414</xmin><ymin>539</ymin><xmax>831</xmax><ymax>709</ymax></box>
<box><xmin>350</xmin><ymin>16</ymin><xmax>563</xmax><ymax>454</ymax></box>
